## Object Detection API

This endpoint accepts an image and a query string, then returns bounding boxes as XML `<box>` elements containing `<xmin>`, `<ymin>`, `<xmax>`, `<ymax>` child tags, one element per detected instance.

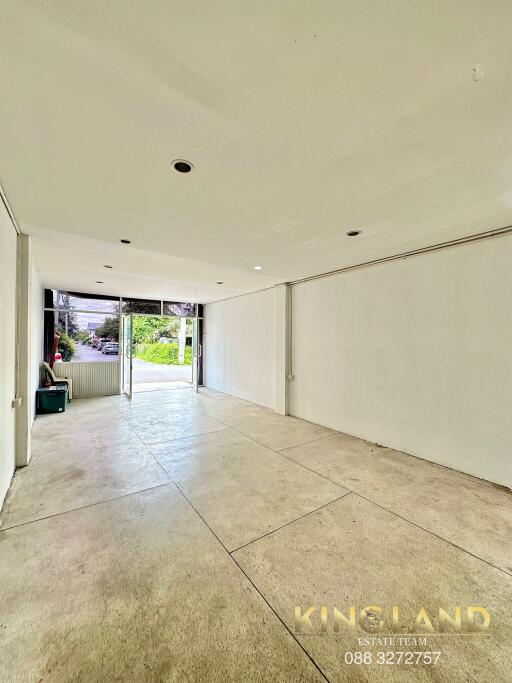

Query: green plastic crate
<box><xmin>36</xmin><ymin>387</ymin><xmax>68</xmax><ymax>414</ymax></box>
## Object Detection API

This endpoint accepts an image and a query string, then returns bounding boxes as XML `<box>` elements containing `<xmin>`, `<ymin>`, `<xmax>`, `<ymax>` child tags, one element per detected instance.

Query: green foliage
<box><xmin>58</xmin><ymin>332</ymin><xmax>77</xmax><ymax>361</ymax></box>
<box><xmin>135</xmin><ymin>343</ymin><xmax>192</xmax><ymax>366</ymax></box>
<box><xmin>74</xmin><ymin>330</ymin><xmax>91</xmax><ymax>343</ymax></box>
<box><xmin>58</xmin><ymin>295</ymin><xmax>79</xmax><ymax>337</ymax></box>
<box><xmin>132</xmin><ymin>316</ymin><xmax>192</xmax><ymax>344</ymax></box>
<box><xmin>92</xmin><ymin>315</ymin><xmax>192</xmax><ymax>344</ymax></box>
<box><xmin>132</xmin><ymin>316</ymin><xmax>166</xmax><ymax>343</ymax></box>
<box><xmin>95</xmin><ymin>316</ymin><xmax>120</xmax><ymax>341</ymax></box>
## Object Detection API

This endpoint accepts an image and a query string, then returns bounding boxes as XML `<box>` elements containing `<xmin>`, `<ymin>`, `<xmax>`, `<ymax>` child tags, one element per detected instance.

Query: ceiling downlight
<box><xmin>172</xmin><ymin>159</ymin><xmax>193</xmax><ymax>173</ymax></box>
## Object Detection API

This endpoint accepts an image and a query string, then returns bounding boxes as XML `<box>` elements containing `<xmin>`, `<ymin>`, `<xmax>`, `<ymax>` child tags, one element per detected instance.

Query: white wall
<box><xmin>30</xmin><ymin>262</ymin><xmax>43</xmax><ymax>425</ymax></box>
<box><xmin>273</xmin><ymin>284</ymin><xmax>291</xmax><ymax>415</ymax></box>
<box><xmin>205</xmin><ymin>289</ymin><xmax>276</xmax><ymax>408</ymax></box>
<box><xmin>290</xmin><ymin>235</ymin><xmax>512</xmax><ymax>488</ymax></box>
<box><xmin>15</xmin><ymin>234</ymin><xmax>43</xmax><ymax>467</ymax></box>
<box><xmin>0</xmin><ymin>201</ymin><xmax>17</xmax><ymax>509</ymax></box>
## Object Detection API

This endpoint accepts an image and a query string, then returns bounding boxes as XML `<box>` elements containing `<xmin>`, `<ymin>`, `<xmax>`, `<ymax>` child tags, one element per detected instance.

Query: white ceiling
<box><xmin>1</xmin><ymin>1</ymin><xmax>512</xmax><ymax>302</ymax></box>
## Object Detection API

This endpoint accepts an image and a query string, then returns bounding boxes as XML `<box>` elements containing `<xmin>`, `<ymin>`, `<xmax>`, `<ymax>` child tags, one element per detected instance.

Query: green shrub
<box><xmin>135</xmin><ymin>343</ymin><xmax>192</xmax><ymax>366</ymax></box>
<box><xmin>74</xmin><ymin>330</ymin><xmax>91</xmax><ymax>344</ymax></box>
<box><xmin>58</xmin><ymin>332</ymin><xmax>77</xmax><ymax>361</ymax></box>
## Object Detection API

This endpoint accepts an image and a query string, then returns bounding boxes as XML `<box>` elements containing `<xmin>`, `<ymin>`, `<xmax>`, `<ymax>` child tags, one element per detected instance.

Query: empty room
<box><xmin>0</xmin><ymin>2</ymin><xmax>511</xmax><ymax>681</ymax></box>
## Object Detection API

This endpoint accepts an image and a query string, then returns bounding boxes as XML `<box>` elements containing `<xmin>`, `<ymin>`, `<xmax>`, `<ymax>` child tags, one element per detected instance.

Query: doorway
<box><xmin>122</xmin><ymin>314</ymin><xmax>199</xmax><ymax>395</ymax></box>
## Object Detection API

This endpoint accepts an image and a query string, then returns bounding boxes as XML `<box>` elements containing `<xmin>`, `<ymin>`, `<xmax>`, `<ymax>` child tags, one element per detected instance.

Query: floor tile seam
<box><xmin>152</xmin><ymin>451</ymin><xmax>351</xmax><ymax>553</ymax></box>
<box><xmin>124</xmin><ymin>417</ymin><xmax>164</xmax><ymax>459</ymax></box>
<box><xmin>220</xmin><ymin>422</ymin><xmax>354</xmax><ymax>490</ymax></box>
<box><xmin>151</xmin><ymin>471</ymin><xmax>330</xmax><ymax>682</ymax></box>
<box><xmin>279</xmin><ymin>428</ymin><xmax>507</xmax><ymax>493</ymax></box>
<box><xmin>199</xmin><ymin>388</ymin><xmax>265</xmax><ymax>412</ymax></box>
<box><xmin>275</xmin><ymin>451</ymin><xmax>512</xmax><ymax>578</ymax></box>
<box><xmin>203</xmin><ymin>414</ymin><xmax>337</xmax><ymax>448</ymax></box>
<box><xmin>33</xmin><ymin>412</ymin><xmax>142</xmax><ymax>442</ymax></box>
<box><xmin>118</xmin><ymin>409</ymin><xmax>227</xmax><ymax>453</ymax></box>
<box><xmin>276</xmin><ymin>433</ymin><xmax>340</xmax><ymax>452</ymax></box>
<box><xmin>351</xmin><ymin>491</ymin><xmax>512</xmax><ymax>579</ymax></box>
<box><xmin>137</xmin><ymin>425</ymin><xmax>230</xmax><ymax>448</ymax></box>
<box><xmin>0</xmin><ymin>482</ymin><xmax>170</xmax><ymax>533</ymax></box>
<box><xmin>229</xmin><ymin>491</ymin><xmax>354</xmax><ymax>553</ymax></box>
<box><xmin>125</xmin><ymin>408</ymin><xmax>226</xmax><ymax>448</ymax></box>
<box><xmin>209</xmin><ymin>417</ymin><xmax>343</xmax><ymax>473</ymax></box>
<box><xmin>85</xmin><ymin>413</ymin><xmax>169</xmax><ymax>471</ymax></box>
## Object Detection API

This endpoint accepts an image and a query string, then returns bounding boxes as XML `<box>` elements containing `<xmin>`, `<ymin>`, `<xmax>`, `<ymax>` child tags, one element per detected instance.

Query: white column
<box><xmin>274</xmin><ymin>283</ymin><xmax>291</xmax><ymax>415</ymax></box>
<box><xmin>15</xmin><ymin>234</ymin><xmax>40</xmax><ymax>467</ymax></box>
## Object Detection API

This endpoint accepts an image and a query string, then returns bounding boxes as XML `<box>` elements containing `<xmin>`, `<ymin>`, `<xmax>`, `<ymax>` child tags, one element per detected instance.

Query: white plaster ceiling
<box><xmin>1</xmin><ymin>1</ymin><xmax>512</xmax><ymax>302</ymax></box>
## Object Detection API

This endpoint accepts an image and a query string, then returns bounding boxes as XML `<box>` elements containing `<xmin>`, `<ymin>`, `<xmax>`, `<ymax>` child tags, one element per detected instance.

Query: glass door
<box><xmin>122</xmin><ymin>314</ymin><xmax>133</xmax><ymax>398</ymax></box>
<box><xmin>191</xmin><ymin>316</ymin><xmax>200</xmax><ymax>392</ymax></box>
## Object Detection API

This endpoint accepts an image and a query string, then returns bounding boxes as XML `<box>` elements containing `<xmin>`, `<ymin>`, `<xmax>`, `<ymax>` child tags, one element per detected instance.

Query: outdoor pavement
<box><xmin>73</xmin><ymin>343</ymin><xmax>191</xmax><ymax>384</ymax></box>
<box><xmin>132</xmin><ymin>358</ymin><xmax>192</xmax><ymax>384</ymax></box>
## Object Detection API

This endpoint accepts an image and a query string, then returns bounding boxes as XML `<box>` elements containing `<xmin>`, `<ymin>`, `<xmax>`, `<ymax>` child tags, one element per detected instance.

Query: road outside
<box><xmin>72</xmin><ymin>343</ymin><xmax>191</xmax><ymax>383</ymax></box>
<box><xmin>75</xmin><ymin>343</ymin><xmax>116</xmax><ymax>362</ymax></box>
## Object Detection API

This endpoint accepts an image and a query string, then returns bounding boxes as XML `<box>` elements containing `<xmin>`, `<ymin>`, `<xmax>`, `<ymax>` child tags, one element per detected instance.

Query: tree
<box><xmin>75</xmin><ymin>330</ymin><xmax>91</xmax><ymax>344</ymax></box>
<box><xmin>130</xmin><ymin>316</ymin><xmax>193</xmax><ymax>344</ymax></box>
<box><xmin>67</xmin><ymin>311</ymin><xmax>79</xmax><ymax>339</ymax></box>
<box><xmin>58</xmin><ymin>294</ymin><xmax>79</xmax><ymax>338</ymax></box>
<box><xmin>95</xmin><ymin>316</ymin><xmax>120</xmax><ymax>341</ymax></box>
<box><xmin>132</xmin><ymin>316</ymin><xmax>170</xmax><ymax>343</ymax></box>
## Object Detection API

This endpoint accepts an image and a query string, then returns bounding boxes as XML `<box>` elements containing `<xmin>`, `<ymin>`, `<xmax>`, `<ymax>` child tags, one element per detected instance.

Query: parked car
<box><xmin>102</xmin><ymin>342</ymin><xmax>119</xmax><ymax>355</ymax></box>
<box><xmin>97</xmin><ymin>338</ymin><xmax>110</xmax><ymax>351</ymax></box>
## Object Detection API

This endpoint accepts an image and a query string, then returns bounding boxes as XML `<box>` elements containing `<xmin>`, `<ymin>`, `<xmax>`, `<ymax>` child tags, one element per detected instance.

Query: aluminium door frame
<box><xmin>121</xmin><ymin>313</ymin><xmax>133</xmax><ymax>399</ymax></box>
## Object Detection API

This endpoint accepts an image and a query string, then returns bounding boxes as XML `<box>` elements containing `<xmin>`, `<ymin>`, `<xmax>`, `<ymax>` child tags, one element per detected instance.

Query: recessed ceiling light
<box><xmin>172</xmin><ymin>159</ymin><xmax>193</xmax><ymax>173</ymax></box>
<box><xmin>103</xmin><ymin>264</ymin><xmax>113</xmax><ymax>269</ymax></box>
<box><xmin>96</xmin><ymin>280</ymin><xmax>103</xmax><ymax>284</ymax></box>
<box><xmin>120</xmin><ymin>239</ymin><xmax>131</xmax><ymax>244</ymax></box>
<box><xmin>346</xmin><ymin>229</ymin><xmax>362</xmax><ymax>237</ymax></box>
<box><xmin>216</xmin><ymin>281</ymin><xmax>224</xmax><ymax>285</ymax></box>
<box><xmin>254</xmin><ymin>265</ymin><xmax>263</xmax><ymax>271</ymax></box>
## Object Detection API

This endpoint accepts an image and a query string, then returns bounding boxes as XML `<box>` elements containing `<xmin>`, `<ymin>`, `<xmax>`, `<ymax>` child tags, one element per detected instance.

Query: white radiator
<box><xmin>53</xmin><ymin>361</ymin><xmax>120</xmax><ymax>398</ymax></box>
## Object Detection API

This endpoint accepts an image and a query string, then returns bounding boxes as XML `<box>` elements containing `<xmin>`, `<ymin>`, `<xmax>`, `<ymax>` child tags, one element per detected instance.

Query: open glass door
<box><xmin>191</xmin><ymin>315</ymin><xmax>200</xmax><ymax>392</ymax></box>
<box><xmin>122</xmin><ymin>314</ymin><xmax>133</xmax><ymax>398</ymax></box>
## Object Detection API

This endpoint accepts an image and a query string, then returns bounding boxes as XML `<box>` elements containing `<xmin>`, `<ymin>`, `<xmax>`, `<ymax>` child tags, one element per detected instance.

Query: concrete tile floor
<box><xmin>234</xmin><ymin>496</ymin><xmax>512</xmax><ymax>682</ymax></box>
<box><xmin>0</xmin><ymin>387</ymin><xmax>511</xmax><ymax>681</ymax></box>
<box><xmin>280</xmin><ymin>432</ymin><xmax>512</xmax><ymax>573</ymax></box>
<box><xmin>151</xmin><ymin>430</ymin><xmax>346</xmax><ymax>550</ymax></box>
